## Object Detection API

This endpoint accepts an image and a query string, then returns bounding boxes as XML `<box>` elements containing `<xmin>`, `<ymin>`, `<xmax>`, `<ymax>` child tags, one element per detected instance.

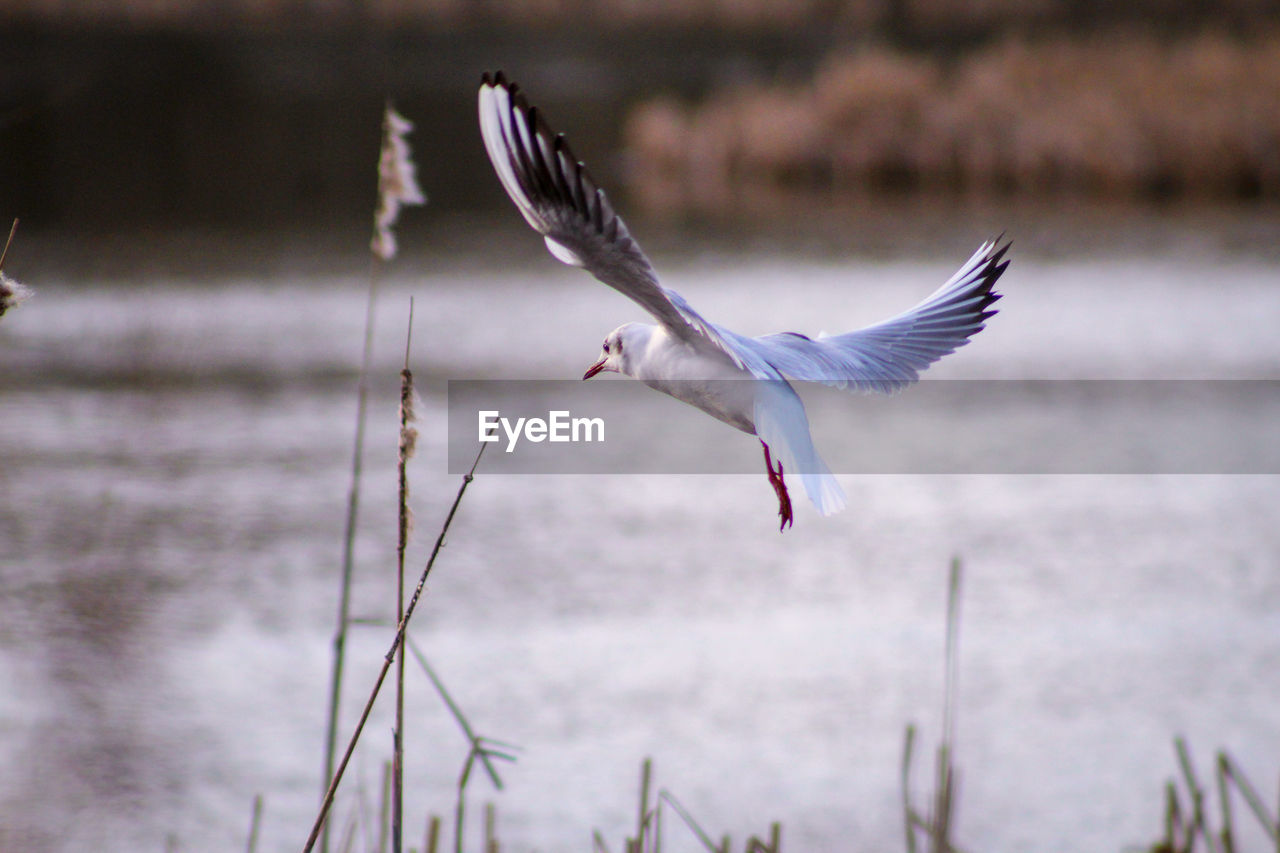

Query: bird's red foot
<box><xmin>761</xmin><ymin>441</ymin><xmax>793</xmax><ymax>531</ymax></box>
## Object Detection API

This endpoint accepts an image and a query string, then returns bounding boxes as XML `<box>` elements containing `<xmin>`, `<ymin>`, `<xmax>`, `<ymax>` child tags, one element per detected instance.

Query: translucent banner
<box><xmin>447</xmin><ymin>380</ymin><xmax>1280</xmax><ymax>475</ymax></box>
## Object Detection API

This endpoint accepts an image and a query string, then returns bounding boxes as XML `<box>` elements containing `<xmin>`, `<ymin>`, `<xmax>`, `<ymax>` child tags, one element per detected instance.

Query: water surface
<box><xmin>1</xmin><ymin>211</ymin><xmax>1278</xmax><ymax>852</ymax></box>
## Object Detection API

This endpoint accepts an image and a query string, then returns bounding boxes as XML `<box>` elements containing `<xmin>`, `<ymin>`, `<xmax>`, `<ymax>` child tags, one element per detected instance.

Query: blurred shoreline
<box><xmin>1</xmin><ymin>0</ymin><xmax>1273</xmax><ymax>38</ymax></box>
<box><xmin>625</xmin><ymin>33</ymin><xmax>1280</xmax><ymax>212</ymax></box>
<box><xmin>6</xmin><ymin>198</ymin><xmax>1280</xmax><ymax>287</ymax></box>
<box><xmin>4</xmin><ymin>7</ymin><xmax>1280</xmax><ymax>234</ymax></box>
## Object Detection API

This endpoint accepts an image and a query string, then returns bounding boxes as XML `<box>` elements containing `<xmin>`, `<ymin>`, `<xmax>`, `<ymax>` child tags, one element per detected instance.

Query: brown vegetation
<box><xmin>624</xmin><ymin>33</ymin><xmax>1280</xmax><ymax>210</ymax></box>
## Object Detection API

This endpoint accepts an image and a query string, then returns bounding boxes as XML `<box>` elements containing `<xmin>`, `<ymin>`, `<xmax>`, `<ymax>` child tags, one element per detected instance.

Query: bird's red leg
<box><xmin>761</xmin><ymin>441</ymin><xmax>793</xmax><ymax>531</ymax></box>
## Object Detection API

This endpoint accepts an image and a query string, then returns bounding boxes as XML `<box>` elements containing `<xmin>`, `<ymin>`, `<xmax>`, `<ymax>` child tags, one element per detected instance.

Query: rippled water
<box><xmin>1</xmin><ymin>212</ymin><xmax>1279</xmax><ymax>852</ymax></box>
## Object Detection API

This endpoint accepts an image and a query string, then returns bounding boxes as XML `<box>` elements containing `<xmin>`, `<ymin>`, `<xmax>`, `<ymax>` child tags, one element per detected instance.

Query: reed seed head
<box><xmin>372</xmin><ymin>105</ymin><xmax>427</xmax><ymax>260</ymax></box>
<box><xmin>0</xmin><ymin>273</ymin><xmax>31</xmax><ymax>318</ymax></box>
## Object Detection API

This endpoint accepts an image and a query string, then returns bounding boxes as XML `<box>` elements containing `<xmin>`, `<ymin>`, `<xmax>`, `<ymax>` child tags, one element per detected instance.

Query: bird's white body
<box><xmin>608</xmin><ymin>323</ymin><xmax>758</xmax><ymax>433</ymax></box>
<box><xmin>478</xmin><ymin>71</ymin><xmax>1010</xmax><ymax>527</ymax></box>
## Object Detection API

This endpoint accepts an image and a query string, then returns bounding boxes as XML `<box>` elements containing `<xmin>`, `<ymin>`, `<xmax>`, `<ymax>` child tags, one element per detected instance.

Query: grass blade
<box><xmin>1218</xmin><ymin>751</ymin><xmax>1279</xmax><ymax>844</ymax></box>
<box><xmin>902</xmin><ymin>724</ymin><xmax>918</xmax><ymax>853</ymax></box>
<box><xmin>378</xmin><ymin>760</ymin><xmax>391</xmax><ymax>853</ymax></box>
<box><xmin>1176</xmin><ymin>736</ymin><xmax>1213</xmax><ymax>853</ymax></box>
<box><xmin>655</xmin><ymin>790</ymin><xmax>720</xmax><ymax>853</ymax></box>
<box><xmin>404</xmin><ymin>636</ymin><xmax>512</xmax><ymax>790</ymax></box>
<box><xmin>1217</xmin><ymin>753</ymin><xmax>1235</xmax><ymax>853</ymax></box>
<box><xmin>424</xmin><ymin>815</ymin><xmax>441</xmax><ymax>853</ymax></box>
<box><xmin>245</xmin><ymin>794</ymin><xmax>263</xmax><ymax>853</ymax></box>
<box><xmin>637</xmin><ymin>758</ymin><xmax>652</xmax><ymax>851</ymax></box>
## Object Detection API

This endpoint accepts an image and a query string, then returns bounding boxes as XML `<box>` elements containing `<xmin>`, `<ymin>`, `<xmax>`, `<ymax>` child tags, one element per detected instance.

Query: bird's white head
<box><xmin>582</xmin><ymin>323</ymin><xmax>651</xmax><ymax>380</ymax></box>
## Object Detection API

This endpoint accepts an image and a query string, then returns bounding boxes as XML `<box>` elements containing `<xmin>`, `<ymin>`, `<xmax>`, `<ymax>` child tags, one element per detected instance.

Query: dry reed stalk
<box><xmin>0</xmin><ymin>218</ymin><xmax>32</xmax><ymax>320</ymax></box>
<box><xmin>393</xmin><ymin>299</ymin><xmax>418</xmax><ymax>853</ymax></box>
<box><xmin>321</xmin><ymin>103</ymin><xmax>425</xmax><ymax>853</ymax></box>
<box><xmin>303</xmin><ymin>443</ymin><xmax>487</xmax><ymax>853</ymax></box>
<box><xmin>320</xmin><ymin>169</ymin><xmax>384</xmax><ymax>853</ymax></box>
<box><xmin>0</xmin><ymin>218</ymin><xmax>16</xmax><ymax>272</ymax></box>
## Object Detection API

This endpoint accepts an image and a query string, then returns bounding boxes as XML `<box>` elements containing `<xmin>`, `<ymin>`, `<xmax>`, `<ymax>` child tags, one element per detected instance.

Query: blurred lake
<box><xmin>1</xmin><ymin>204</ymin><xmax>1279</xmax><ymax>852</ymax></box>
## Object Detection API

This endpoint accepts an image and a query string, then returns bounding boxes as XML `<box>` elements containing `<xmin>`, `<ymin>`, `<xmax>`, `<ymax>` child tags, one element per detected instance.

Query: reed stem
<box><xmin>245</xmin><ymin>794</ymin><xmax>263</xmax><ymax>853</ymax></box>
<box><xmin>425</xmin><ymin>815</ymin><xmax>441</xmax><ymax>853</ymax></box>
<box><xmin>0</xmin><ymin>218</ymin><xmax>18</xmax><ymax>272</ymax></box>
<box><xmin>303</xmin><ymin>444</ymin><xmax>487</xmax><ymax>853</ymax></box>
<box><xmin>393</xmin><ymin>298</ymin><xmax>416</xmax><ymax>853</ymax></box>
<box><xmin>379</xmin><ymin>760</ymin><xmax>392</xmax><ymax>853</ymax></box>
<box><xmin>320</xmin><ymin>252</ymin><xmax>382</xmax><ymax>853</ymax></box>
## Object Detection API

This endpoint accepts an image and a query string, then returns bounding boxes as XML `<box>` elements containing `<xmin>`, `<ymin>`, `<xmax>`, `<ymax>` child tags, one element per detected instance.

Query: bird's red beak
<box><xmin>582</xmin><ymin>357</ymin><xmax>607</xmax><ymax>380</ymax></box>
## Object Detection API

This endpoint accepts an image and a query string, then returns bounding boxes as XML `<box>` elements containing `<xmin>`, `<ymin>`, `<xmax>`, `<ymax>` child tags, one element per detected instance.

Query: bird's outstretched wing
<box><xmin>479</xmin><ymin>71</ymin><xmax>748</xmax><ymax>363</ymax></box>
<box><xmin>737</xmin><ymin>239</ymin><xmax>1009</xmax><ymax>393</ymax></box>
<box><xmin>479</xmin><ymin>72</ymin><xmax>1007</xmax><ymax>389</ymax></box>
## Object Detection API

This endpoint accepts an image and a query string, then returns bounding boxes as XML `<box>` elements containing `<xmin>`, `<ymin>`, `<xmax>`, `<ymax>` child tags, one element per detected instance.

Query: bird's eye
<box><xmin>602</xmin><ymin>340</ymin><xmax>611</xmax><ymax>354</ymax></box>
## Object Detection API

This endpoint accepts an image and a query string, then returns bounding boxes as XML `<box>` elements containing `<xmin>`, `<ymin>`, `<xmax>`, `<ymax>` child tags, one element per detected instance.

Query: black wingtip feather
<box><xmin>952</xmin><ymin>237</ymin><xmax>1010</xmax><ymax>338</ymax></box>
<box><xmin>491</xmin><ymin>74</ymin><xmax>607</xmax><ymax>228</ymax></box>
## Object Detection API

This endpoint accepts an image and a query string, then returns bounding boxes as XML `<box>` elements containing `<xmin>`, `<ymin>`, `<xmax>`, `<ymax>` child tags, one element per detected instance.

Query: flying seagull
<box><xmin>478</xmin><ymin>71</ymin><xmax>1009</xmax><ymax>529</ymax></box>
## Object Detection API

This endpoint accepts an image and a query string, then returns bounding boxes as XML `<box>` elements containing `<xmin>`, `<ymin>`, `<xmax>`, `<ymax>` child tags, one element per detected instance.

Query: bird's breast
<box><xmin>644</xmin><ymin>377</ymin><xmax>758</xmax><ymax>434</ymax></box>
<box><xmin>632</xmin><ymin>338</ymin><xmax>759</xmax><ymax>434</ymax></box>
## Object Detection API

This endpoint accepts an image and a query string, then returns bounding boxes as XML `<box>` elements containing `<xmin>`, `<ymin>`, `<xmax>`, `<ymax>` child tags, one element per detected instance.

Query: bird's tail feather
<box><xmin>804</xmin><ymin>466</ymin><xmax>847</xmax><ymax>516</ymax></box>
<box><xmin>754</xmin><ymin>382</ymin><xmax>847</xmax><ymax>517</ymax></box>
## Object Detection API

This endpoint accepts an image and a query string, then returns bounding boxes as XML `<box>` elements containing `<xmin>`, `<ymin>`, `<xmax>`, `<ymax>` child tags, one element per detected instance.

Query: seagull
<box><xmin>478</xmin><ymin>71</ymin><xmax>1009</xmax><ymax>529</ymax></box>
